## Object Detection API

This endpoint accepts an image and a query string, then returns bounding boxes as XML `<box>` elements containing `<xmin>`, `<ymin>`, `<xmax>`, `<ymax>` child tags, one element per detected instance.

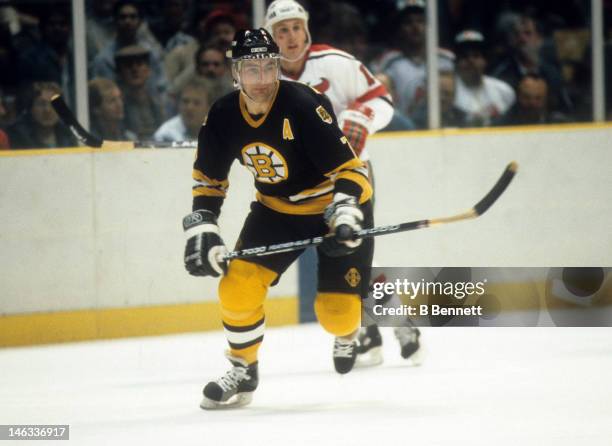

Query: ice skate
<box><xmin>394</xmin><ymin>326</ymin><xmax>423</xmax><ymax>365</ymax></box>
<box><xmin>333</xmin><ymin>333</ymin><xmax>358</xmax><ymax>374</ymax></box>
<box><xmin>200</xmin><ymin>353</ymin><xmax>259</xmax><ymax>410</ymax></box>
<box><xmin>355</xmin><ymin>325</ymin><xmax>384</xmax><ymax>367</ymax></box>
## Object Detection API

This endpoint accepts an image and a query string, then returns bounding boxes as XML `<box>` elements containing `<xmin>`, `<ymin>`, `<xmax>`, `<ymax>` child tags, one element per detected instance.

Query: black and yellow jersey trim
<box><xmin>192</xmin><ymin>169</ymin><xmax>229</xmax><ymax>198</ymax></box>
<box><xmin>239</xmin><ymin>83</ymin><xmax>280</xmax><ymax>128</ymax></box>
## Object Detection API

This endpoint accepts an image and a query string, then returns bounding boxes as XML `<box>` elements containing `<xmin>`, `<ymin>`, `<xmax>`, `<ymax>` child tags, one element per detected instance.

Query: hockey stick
<box><xmin>224</xmin><ymin>162</ymin><xmax>518</xmax><ymax>260</ymax></box>
<box><xmin>50</xmin><ymin>95</ymin><xmax>197</xmax><ymax>149</ymax></box>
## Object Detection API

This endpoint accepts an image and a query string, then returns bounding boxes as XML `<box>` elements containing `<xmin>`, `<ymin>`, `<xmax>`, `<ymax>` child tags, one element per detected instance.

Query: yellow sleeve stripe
<box><xmin>193</xmin><ymin>187</ymin><xmax>226</xmax><ymax>198</ymax></box>
<box><xmin>193</xmin><ymin>169</ymin><xmax>229</xmax><ymax>189</ymax></box>
<box><xmin>325</xmin><ymin>158</ymin><xmax>364</xmax><ymax>178</ymax></box>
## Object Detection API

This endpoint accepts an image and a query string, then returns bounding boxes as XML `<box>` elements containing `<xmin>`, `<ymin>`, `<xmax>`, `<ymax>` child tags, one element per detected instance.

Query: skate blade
<box><xmin>200</xmin><ymin>392</ymin><xmax>254</xmax><ymax>410</ymax></box>
<box><xmin>355</xmin><ymin>346</ymin><xmax>383</xmax><ymax>368</ymax></box>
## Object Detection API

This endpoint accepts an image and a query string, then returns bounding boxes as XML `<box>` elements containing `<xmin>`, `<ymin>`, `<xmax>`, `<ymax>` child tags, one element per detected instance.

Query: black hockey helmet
<box><xmin>227</xmin><ymin>28</ymin><xmax>280</xmax><ymax>60</ymax></box>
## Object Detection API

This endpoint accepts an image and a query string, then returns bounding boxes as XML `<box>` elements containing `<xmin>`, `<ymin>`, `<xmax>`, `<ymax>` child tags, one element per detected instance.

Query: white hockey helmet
<box><xmin>264</xmin><ymin>0</ymin><xmax>311</xmax><ymax>63</ymax></box>
<box><xmin>264</xmin><ymin>0</ymin><xmax>310</xmax><ymax>34</ymax></box>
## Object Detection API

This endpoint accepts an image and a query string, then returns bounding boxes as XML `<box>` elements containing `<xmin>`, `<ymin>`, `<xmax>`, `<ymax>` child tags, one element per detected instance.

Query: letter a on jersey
<box><xmin>282</xmin><ymin>118</ymin><xmax>294</xmax><ymax>140</ymax></box>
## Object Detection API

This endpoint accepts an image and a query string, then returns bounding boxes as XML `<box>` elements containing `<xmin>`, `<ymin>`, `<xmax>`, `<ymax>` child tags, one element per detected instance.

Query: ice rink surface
<box><xmin>2</xmin><ymin>324</ymin><xmax>612</xmax><ymax>446</ymax></box>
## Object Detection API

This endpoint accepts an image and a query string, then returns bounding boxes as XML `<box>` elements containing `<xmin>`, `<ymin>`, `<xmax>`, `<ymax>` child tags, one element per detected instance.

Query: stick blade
<box><xmin>51</xmin><ymin>95</ymin><xmax>103</xmax><ymax>148</ymax></box>
<box><xmin>473</xmin><ymin>161</ymin><xmax>518</xmax><ymax>216</ymax></box>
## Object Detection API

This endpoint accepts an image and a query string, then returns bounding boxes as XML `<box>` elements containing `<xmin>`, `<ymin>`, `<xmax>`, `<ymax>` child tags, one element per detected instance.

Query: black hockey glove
<box><xmin>183</xmin><ymin>210</ymin><xmax>228</xmax><ymax>277</ymax></box>
<box><xmin>320</xmin><ymin>193</ymin><xmax>363</xmax><ymax>257</ymax></box>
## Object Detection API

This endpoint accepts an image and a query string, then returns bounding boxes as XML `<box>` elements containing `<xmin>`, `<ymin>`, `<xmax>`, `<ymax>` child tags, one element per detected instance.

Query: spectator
<box><xmin>375</xmin><ymin>73</ymin><xmax>416</xmax><ymax>131</ymax></box>
<box><xmin>88</xmin><ymin>77</ymin><xmax>136</xmax><ymax>141</ymax></box>
<box><xmin>86</xmin><ymin>0</ymin><xmax>119</xmax><ymax>67</ymax></box>
<box><xmin>439</xmin><ymin>71</ymin><xmax>468</xmax><ymax>128</ymax></box>
<box><xmin>154</xmin><ymin>81</ymin><xmax>209</xmax><ymax>142</ymax></box>
<box><xmin>170</xmin><ymin>41</ymin><xmax>234</xmax><ymax>104</ymax></box>
<box><xmin>6</xmin><ymin>82</ymin><xmax>76</xmax><ymax>149</ymax></box>
<box><xmin>491</xmin><ymin>14</ymin><xmax>571</xmax><ymax>114</ymax></box>
<box><xmin>17</xmin><ymin>7</ymin><xmax>73</xmax><ymax>102</ymax></box>
<box><xmin>92</xmin><ymin>0</ymin><xmax>166</xmax><ymax>94</ymax></box>
<box><xmin>164</xmin><ymin>8</ymin><xmax>244</xmax><ymax>95</ymax></box>
<box><xmin>498</xmin><ymin>74</ymin><xmax>568</xmax><ymax>126</ymax></box>
<box><xmin>0</xmin><ymin>90</ymin><xmax>9</xmax><ymax>149</ymax></box>
<box><xmin>0</xmin><ymin>27</ymin><xmax>19</xmax><ymax>95</ymax></box>
<box><xmin>371</xmin><ymin>0</ymin><xmax>455</xmax><ymax>117</ymax></box>
<box><xmin>115</xmin><ymin>45</ymin><xmax>165</xmax><ymax>140</ymax></box>
<box><xmin>412</xmin><ymin>71</ymin><xmax>468</xmax><ymax>128</ymax></box>
<box><xmin>149</xmin><ymin>0</ymin><xmax>195</xmax><ymax>53</ymax></box>
<box><xmin>453</xmin><ymin>30</ymin><xmax>515</xmax><ymax>127</ymax></box>
<box><xmin>86</xmin><ymin>0</ymin><xmax>163</xmax><ymax>68</ymax></box>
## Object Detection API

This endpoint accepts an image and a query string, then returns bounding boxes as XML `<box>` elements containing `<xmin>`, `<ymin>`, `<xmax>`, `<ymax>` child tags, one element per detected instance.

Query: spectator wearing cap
<box><xmin>115</xmin><ymin>45</ymin><xmax>165</xmax><ymax>140</ymax></box>
<box><xmin>154</xmin><ymin>81</ymin><xmax>210</xmax><ymax>142</ymax></box>
<box><xmin>91</xmin><ymin>0</ymin><xmax>166</xmax><ymax>94</ymax></box>
<box><xmin>164</xmin><ymin>8</ymin><xmax>243</xmax><ymax>97</ymax></box>
<box><xmin>88</xmin><ymin>77</ymin><xmax>137</xmax><ymax>141</ymax></box>
<box><xmin>6</xmin><ymin>82</ymin><xmax>76</xmax><ymax>149</ymax></box>
<box><xmin>453</xmin><ymin>30</ymin><xmax>515</xmax><ymax>127</ymax></box>
<box><xmin>371</xmin><ymin>0</ymin><xmax>455</xmax><ymax>118</ymax></box>
<box><xmin>498</xmin><ymin>74</ymin><xmax>568</xmax><ymax>126</ymax></box>
<box><xmin>491</xmin><ymin>14</ymin><xmax>571</xmax><ymax>115</ymax></box>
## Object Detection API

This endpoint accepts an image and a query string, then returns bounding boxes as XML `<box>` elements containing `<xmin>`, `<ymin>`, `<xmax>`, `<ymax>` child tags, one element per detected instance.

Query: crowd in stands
<box><xmin>0</xmin><ymin>0</ymin><xmax>610</xmax><ymax>149</ymax></box>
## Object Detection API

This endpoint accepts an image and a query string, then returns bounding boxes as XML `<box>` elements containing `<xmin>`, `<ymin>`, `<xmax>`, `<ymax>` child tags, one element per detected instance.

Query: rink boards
<box><xmin>1</xmin><ymin>123</ymin><xmax>611</xmax><ymax>346</ymax></box>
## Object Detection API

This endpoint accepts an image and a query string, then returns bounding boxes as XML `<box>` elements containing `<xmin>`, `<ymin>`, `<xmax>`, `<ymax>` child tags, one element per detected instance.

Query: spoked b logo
<box><xmin>241</xmin><ymin>143</ymin><xmax>288</xmax><ymax>184</ymax></box>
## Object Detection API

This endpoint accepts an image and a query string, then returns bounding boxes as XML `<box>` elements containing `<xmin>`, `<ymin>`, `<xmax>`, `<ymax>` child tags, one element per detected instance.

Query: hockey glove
<box><xmin>320</xmin><ymin>193</ymin><xmax>363</xmax><ymax>257</ymax></box>
<box><xmin>183</xmin><ymin>210</ymin><xmax>228</xmax><ymax>277</ymax></box>
<box><xmin>338</xmin><ymin>101</ymin><xmax>375</xmax><ymax>156</ymax></box>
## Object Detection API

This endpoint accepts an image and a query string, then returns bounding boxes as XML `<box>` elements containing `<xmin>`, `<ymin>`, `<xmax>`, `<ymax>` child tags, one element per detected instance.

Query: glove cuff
<box><xmin>183</xmin><ymin>209</ymin><xmax>217</xmax><ymax>230</ymax></box>
<box><xmin>338</xmin><ymin>102</ymin><xmax>375</xmax><ymax>134</ymax></box>
<box><xmin>183</xmin><ymin>210</ymin><xmax>220</xmax><ymax>239</ymax></box>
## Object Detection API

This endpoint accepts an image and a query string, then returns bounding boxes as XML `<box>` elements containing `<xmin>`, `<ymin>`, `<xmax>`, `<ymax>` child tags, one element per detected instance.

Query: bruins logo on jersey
<box><xmin>241</xmin><ymin>143</ymin><xmax>288</xmax><ymax>184</ymax></box>
<box><xmin>344</xmin><ymin>267</ymin><xmax>361</xmax><ymax>288</ymax></box>
<box><xmin>316</xmin><ymin>105</ymin><xmax>333</xmax><ymax>124</ymax></box>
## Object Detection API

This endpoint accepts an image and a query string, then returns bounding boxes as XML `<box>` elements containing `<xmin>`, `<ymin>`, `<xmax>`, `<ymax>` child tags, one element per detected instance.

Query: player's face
<box><xmin>238</xmin><ymin>58</ymin><xmax>279</xmax><ymax>101</ymax></box>
<box><xmin>273</xmin><ymin>19</ymin><xmax>308</xmax><ymax>60</ymax></box>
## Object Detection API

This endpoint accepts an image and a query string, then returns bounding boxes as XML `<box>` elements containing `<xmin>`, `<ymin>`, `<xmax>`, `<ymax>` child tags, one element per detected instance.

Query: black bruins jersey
<box><xmin>192</xmin><ymin>80</ymin><xmax>372</xmax><ymax>216</ymax></box>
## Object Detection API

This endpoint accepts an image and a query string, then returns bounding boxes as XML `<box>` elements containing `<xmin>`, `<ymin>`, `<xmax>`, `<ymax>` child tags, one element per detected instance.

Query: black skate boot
<box><xmin>355</xmin><ymin>325</ymin><xmax>384</xmax><ymax>367</ymax></box>
<box><xmin>333</xmin><ymin>334</ymin><xmax>358</xmax><ymax>374</ymax></box>
<box><xmin>200</xmin><ymin>353</ymin><xmax>259</xmax><ymax>410</ymax></box>
<box><xmin>394</xmin><ymin>326</ymin><xmax>423</xmax><ymax>365</ymax></box>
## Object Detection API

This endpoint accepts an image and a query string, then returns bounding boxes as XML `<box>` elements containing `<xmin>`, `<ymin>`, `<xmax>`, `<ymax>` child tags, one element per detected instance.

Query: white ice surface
<box><xmin>1</xmin><ymin>324</ymin><xmax>612</xmax><ymax>446</ymax></box>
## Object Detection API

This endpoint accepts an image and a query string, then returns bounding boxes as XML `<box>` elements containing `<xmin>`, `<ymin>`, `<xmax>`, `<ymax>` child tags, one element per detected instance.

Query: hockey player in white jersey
<box><xmin>265</xmin><ymin>0</ymin><xmax>421</xmax><ymax>369</ymax></box>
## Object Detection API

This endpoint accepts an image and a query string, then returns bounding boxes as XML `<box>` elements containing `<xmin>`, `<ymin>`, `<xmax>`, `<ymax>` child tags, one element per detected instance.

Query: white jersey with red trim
<box><xmin>281</xmin><ymin>44</ymin><xmax>394</xmax><ymax>161</ymax></box>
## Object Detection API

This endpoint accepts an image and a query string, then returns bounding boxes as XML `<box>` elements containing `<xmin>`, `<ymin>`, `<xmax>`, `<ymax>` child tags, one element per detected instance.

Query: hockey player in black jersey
<box><xmin>182</xmin><ymin>28</ymin><xmax>374</xmax><ymax>409</ymax></box>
